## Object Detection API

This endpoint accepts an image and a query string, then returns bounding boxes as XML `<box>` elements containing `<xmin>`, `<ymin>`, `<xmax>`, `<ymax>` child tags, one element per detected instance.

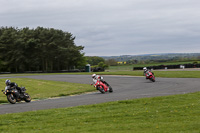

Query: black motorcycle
<box><xmin>2</xmin><ymin>87</ymin><xmax>31</xmax><ymax>104</ymax></box>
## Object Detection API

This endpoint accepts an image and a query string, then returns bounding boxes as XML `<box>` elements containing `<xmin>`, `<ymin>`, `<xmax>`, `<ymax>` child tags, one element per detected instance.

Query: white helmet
<box><xmin>5</xmin><ymin>79</ymin><xmax>11</xmax><ymax>85</ymax></box>
<box><xmin>92</xmin><ymin>74</ymin><xmax>96</xmax><ymax>78</ymax></box>
<box><xmin>143</xmin><ymin>67</ymin><xmax>147</xmax><ymax>70</ymax></box>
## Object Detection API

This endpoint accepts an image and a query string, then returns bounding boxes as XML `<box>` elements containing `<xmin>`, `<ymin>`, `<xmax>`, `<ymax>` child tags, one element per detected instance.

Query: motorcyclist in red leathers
<box><xmin>92</xmin><ymin>74</ymin><xmax>111</xmax><ymax>87</ymax></box>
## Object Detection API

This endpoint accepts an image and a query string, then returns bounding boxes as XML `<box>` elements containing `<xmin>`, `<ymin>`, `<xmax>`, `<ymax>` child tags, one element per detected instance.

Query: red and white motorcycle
<box><xmin>91</xmin><ymin>78</ymin><xmax>113</xmax><ymax>94</ymax></box>
<box><xmin>145</xmin><ymin>71</ymin><xmax>155</xmax><ymax>82</ymax></box>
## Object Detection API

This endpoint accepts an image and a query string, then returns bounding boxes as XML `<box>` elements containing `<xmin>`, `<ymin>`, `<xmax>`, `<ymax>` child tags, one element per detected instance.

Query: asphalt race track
<box><xmin>0</xmin><ymin>75</ymin><xmax>200</xmax><ymax>114</ymax></box>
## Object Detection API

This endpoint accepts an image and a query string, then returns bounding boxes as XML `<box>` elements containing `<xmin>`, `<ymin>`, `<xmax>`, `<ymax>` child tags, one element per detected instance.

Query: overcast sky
<box><xmin>1</xmin><ymin>0</ymin><xmax>200</xmax><ymax>56</ymax></box>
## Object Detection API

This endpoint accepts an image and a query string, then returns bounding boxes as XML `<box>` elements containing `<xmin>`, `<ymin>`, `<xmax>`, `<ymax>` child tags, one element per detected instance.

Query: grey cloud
<box><xmin>0</xmin><ymin>0</ymin><xmax>200</xmax><ymax>56</ymax></box>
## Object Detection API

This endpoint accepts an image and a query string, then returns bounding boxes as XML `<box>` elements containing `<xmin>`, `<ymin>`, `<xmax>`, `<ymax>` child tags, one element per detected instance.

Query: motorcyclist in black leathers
<box><xmin>5</xmin><ymin>79</ymin><xmax>23</xmax><ymax>93</ymax></box>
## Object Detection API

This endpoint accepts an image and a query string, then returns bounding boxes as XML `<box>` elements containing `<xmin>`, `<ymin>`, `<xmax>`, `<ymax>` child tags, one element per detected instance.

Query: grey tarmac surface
<box><xmin>0</xmin><ymin>74</ymin><xmax>200</xmax><ymax>114</ymax></box>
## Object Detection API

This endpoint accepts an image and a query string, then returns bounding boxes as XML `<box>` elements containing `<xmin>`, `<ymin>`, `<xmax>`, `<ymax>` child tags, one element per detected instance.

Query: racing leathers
<box><xmin>5</xmin><ymin>82</ymin><xmax>22</xmax><ymax>93</ymax></box>
<box><xmin>92</xmin><ymin>75</ymin><xmax>110</xmax><ymax>88</ymax></box>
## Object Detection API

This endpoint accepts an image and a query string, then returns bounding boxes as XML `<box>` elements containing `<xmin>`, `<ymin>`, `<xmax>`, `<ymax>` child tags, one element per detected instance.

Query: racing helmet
<box><xmin>5</xmin><ymin>79</ymin><xmax>11</xmax><ymax>85</ymax></box>
<box><xmin>92</xmin><ymin>74</ymin><xmax>96</xmax><ymax>78</ymax></box>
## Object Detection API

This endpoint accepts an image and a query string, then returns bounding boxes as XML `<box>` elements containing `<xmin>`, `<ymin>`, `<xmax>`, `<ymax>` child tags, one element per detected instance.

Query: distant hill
<box><xmin>100</xmin><ymin>53</ymin><xmax>200</xmax><ymax>62</ymax></box>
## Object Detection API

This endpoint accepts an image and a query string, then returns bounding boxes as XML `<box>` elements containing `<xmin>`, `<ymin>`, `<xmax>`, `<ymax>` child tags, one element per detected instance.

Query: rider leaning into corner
<box><xmin>4</xmin><ymin>79</ymin><xmax>22</xmax><ymax>93</ymax></box>
<box><xmin>143</xmin><ymin>67</ymin><xmax>149</xmax><ymax>75</ymax></box>
<box><xmin>143</xmin><ymin>67</ymin><xmax>154</xmax><ymax>76</ymax></box>
<box><xmin>91</xmin><ymin>74</ymin><xmax>111</xmax><ymax>87</ymax></box>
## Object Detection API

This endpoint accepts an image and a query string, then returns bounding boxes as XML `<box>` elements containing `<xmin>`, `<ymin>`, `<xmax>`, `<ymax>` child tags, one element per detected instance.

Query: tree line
<box><xmin>0</xmin><ymin>27</ymin><xmax>86</xmax><ymax>72</ymax></box>
<box><xmin>86</xmin><ymin>56</ymin><xmax>107</xmax><ymax>71</ymax></box>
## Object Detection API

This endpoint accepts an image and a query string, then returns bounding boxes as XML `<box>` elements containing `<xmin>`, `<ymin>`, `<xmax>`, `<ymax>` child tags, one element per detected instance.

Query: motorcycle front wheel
<box><xmin>24</xmin><ymin>93</ymin><xmax>31</xmax><ymax>102</ymax></box>
<box><xmin>7</xmin><ymin>94</ymin><xmax>17</xmax><ymax>104</ymax></box>
<box><xmin>150</xmin><ymin>77</ymin><xmax>155</xmax><ymax>82</ymax></box>
<box><xmin>109</xmin><ymin>86</ymin><xmax>113</xmax><ymax>92</ymax></box>
<box><xmin>97</xmin><ymin>86</ymin><xmax>105</xmax><ymax>94</ymax></box>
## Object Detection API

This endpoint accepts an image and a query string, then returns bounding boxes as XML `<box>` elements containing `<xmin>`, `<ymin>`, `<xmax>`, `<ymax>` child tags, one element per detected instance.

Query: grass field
<box><xmin>0</xmin><ymin>92</ymin><xmax>199</xmax><ymax>132</ymax></box>
<box><xmin>1</xmin><ymin>70</ymin><xmax>200</xmax><ymax>78</ymax></box>
<box><xmin>93</xmin><ymin>70</ymin><xmax>200</xmax><ymax>78</ymax></box>
<box><xmin>108</xmin><ymin>61</ymin><xmax>198</xmax><ymax>71</ymax></box>
<box><xmin>0</xmin><ymin>78</ymin><xmax>94</xmax><ymax>104</ymax></box>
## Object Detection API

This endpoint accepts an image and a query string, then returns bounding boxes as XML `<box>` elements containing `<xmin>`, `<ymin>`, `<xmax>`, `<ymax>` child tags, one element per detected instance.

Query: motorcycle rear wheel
<box><xmin>7</xmin><ymin>94</ymin><xmax>16</xmax><ymax>104</ymax></box>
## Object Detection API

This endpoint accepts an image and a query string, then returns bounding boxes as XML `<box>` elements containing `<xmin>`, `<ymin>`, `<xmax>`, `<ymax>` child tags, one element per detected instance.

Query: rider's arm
<box><xmin>5</xmin><ymin>86</ymin><xmax>10</xmax><ymax>91</ymax></box>
<box><xmin>96</xmin><ymin>75</ymin><xmax>103</xmax><ymax>80</ymax></box>
<box><xmin>93</xmin><ymin>78</ymin><xmax>97</xmax><ymax>84</ymax></box>
<box><xmin>10</xmin><ymin>83</ymin><xmax>16</xmax><ymax>87</ymax></box>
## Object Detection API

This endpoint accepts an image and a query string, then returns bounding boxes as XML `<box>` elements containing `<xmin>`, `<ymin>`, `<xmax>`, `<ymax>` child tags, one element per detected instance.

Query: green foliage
<box><xmin>0</xmin><ymin>92</ymin><xmax>199</xmax><ymax>132</ymax></box>
<box><xmin>98</xmin><ymin>61</ymin><xmax>108</xmax><ymax>69</ymax></box>
<box><xmin>102</xmin><ymin>53</ymin><xmax>200</xmax><ymax>63</ymax></box>
<box><xmin>105</xmin><ymin>59</ymin><xmax>118</xmax><ymax>66</ymax></box>
<box><xmin>86</xmin><ymin>56</ymin><xmax>105</xmax><ymax>66</ymax></box>
<box><xmin>0</xmin><ymin>27</ymin><xmax>86</xmax><ymax>72</ymax></box>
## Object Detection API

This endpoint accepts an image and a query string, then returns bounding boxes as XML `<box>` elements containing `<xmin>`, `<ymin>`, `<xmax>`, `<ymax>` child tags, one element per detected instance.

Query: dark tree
<box><xmin>0</xmin><ymin>26</ymin><xmax>86</xmax><ymax>72</ymax></box>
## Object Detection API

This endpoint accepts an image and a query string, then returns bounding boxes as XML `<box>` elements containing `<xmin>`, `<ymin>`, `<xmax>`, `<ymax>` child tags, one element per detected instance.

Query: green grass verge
<box><xmin>92</xmin><ymin>71</ymin><xmax>200</xmax><ymax>78</ymax></box>
<box><xmin>153</xmin><ymin>71</ymin><xmax>200</xmax><ymax>78</ymax></box>
<box><xmin>1</xmin><ymin>70</ymin><xmax>200</xmax><ymax>78</ymax></box>
<box><xmin>0</xmin><ymin>78</ymin><xmax>94</xmax><ymax>104</ymax></box>
<box><xmin>109</xmin><ymin>61</ymin><xmax>198</xmax><ymax>71</ymax></box>
<box><xmin>0</xmin><ymin>92</ymin><xmax>199</xmax><ymax>133</ymax></box>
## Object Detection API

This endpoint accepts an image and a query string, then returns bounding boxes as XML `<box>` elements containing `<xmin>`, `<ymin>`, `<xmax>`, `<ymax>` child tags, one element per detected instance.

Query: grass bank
<box><xmin>93</xmin><ymin>70</ymin><xmax>200</xmax><ymax>78</ymax></box>
<box><xmin>108</xmin><ymin>61</ymin><xmax>198</xmax><ymax>71</ymax></box>
<box><xmin>0</xmin><ymin>78</ymin><xmax>94</xmax><ymax>104</ymax></box>
<box><xmin>1</xmin><ymin>70</ymin><xmax>200</xmax><ymax>78</ymax></box>
<box><xmin>0</xmin><ymin>92</ymin><xmax>199</xmax><ymax>132</ymax></box>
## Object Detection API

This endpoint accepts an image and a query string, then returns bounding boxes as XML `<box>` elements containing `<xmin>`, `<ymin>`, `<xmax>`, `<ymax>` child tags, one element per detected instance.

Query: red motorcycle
<box><xmin>145</xmin><ymin>71</ymin><xmax>155</xmax><ymax>82</ymax></box>
<box><xmin>92</xmin><ymin>79</ymin><xmax>113</xmax><ymax>94</ymax></box>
